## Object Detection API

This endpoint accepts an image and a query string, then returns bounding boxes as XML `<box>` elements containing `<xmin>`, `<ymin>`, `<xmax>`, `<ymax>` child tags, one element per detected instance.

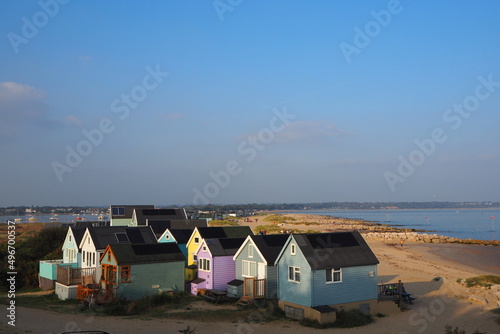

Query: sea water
<box><xmin>284</xmin><ymin>209</ymin><xmax>499</xmax><ymax>241</ymax></box>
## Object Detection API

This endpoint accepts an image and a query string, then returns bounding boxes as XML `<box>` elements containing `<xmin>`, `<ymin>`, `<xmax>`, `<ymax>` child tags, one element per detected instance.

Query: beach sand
<box><xmin>1</xmin><ymin>213</ymin><xmax>499</xmax><ymax>334</ymax></box>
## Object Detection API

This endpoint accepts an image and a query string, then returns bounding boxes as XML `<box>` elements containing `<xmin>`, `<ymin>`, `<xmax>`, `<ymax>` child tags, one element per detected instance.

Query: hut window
<box><xmin>291</xmin><ymin>244</ymin><xmax>296</xmax><ymax>255</ymax></box>
<box><xmin>107</xmin><ymin>252</ymin><xmax>111</xmax><ymax>262</ymax></box>
<box><xmin>242</xmin><ymin>260</ymin><xmax>256</xmax><ymax>277</ymax></box>
<box><xmin>194</xmin><ymin>237</ymin><xmax>200</xmax><ymax>244</ymax></box>
<box><xmin>288</xmin><ymin>266</ymin><xmax>300</xmax><ymax>282</ymax></box>
<box><xmin>248</xmin><ymin>245</ymin><xmax>254</xmax><ymax>258</ymax></box>
<box><xmin>121</xmin><ymin>266</ymin><xmax>131</xmax><ymax>283</ymax></box>
<box><xmin>199</xmin><ymin>258</ymin><xmax>210</xmax><ymax>271</ymax></box>
<box><xmin>326</xmin><ymin>268</ymin><xmax>342</xmax><ymax>283</ymax></box>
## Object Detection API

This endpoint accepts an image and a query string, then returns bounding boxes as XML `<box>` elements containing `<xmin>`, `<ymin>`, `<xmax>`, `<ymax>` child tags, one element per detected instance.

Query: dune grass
<box><xmin>464</xmin><ymin>275</ymin><xmax>500</xmax><ymax>288</ymax></box>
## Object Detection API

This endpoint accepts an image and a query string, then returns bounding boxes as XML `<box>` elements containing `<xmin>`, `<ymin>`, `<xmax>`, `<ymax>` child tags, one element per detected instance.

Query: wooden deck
<box><xmin>57</xmin><ymin>265</ymin><xmax>96</xmax><ymax>286</ymax></box>
<box><xmin>236</xmin><ymin>277</ymin><xmax>266</xmax><ymax>306</ymax></box>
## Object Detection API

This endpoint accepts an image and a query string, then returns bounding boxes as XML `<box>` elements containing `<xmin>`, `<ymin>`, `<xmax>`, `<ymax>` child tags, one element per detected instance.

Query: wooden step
<box><xmin>236</xmin><ymin>296</ymin><xmax>255</xmax><ymax>306</ymax></box>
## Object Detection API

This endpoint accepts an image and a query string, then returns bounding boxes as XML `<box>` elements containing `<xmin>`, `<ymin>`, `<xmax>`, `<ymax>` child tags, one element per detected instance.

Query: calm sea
<box><xmin>3</xmin><ymin>210</ymin><xmax>499</xmax><ymax>241</ymax></box>
<box><xmin>281</xmin><ymin>209</ymin><xmax>499</xmax><ymax>241</ymax></box>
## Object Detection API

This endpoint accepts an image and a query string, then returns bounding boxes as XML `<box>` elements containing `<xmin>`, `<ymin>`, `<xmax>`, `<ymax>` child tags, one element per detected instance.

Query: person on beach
<box><xmin>400</xmin><ymin>239</ymin><xmax>404</xmax><ymax>249</ymax></box>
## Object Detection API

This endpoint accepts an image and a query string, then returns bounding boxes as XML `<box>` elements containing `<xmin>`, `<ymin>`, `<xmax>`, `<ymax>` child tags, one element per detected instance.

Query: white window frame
<box><xmin>291</xmin><ymin>244</ymin><xmax>296</xmax><ymax>255</ymax></box>
<box><xmin>242</xmin><ymin>260</ymin><xmax>257</xmax><ymax>277</ymax></box>
<box><xmin>288</xmin><ymin>266</ymin><xmax>300</xmax><ymax>283</ymax></box>
<box><xmin>326</xmin><ymin>268</ymin><xmax>342</xmax><ymax>283</ymax></box>
<box><xmin>199</xmin><ymin>258</ymin><xmax>211</xmax><ymax>272</ymax></box>
<box><xmin>248</xmin><ymin>244</ymin><xmax>254</xmax><ymax>258</ymax></box>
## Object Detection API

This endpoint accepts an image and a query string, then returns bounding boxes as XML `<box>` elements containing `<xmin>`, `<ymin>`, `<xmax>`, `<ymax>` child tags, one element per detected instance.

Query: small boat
<box><xmin>28</xmin><ymin>216</ymin><xmax>38</xmax><ymax>221</ymax></box>
<box><xmin>49</xmin><ymin>215</ymin><xmax>59</xmax><ymax>220</ymax></box>
<box><xmin>75</xmin><ymin>216</ymin><xmax>85</xmax><ymax>220</ymax></box>
<box><xmin>14</xmin><ymin>217</ymin><xmax>22</xmax><ymax>222</ymax></box>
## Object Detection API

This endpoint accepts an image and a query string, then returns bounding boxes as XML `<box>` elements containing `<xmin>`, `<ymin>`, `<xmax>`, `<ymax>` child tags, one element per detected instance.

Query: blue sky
<box><xmin>1</xmin><ymin>0</ymin><xmax>499</xmax><ymax>206</ymax></box>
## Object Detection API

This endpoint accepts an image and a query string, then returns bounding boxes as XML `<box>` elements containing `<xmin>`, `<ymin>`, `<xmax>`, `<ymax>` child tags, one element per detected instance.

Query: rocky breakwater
<box><xmin>363</xmin><ymin>231</ymin><xmax>500</xmax><ymax>247</ymax></box>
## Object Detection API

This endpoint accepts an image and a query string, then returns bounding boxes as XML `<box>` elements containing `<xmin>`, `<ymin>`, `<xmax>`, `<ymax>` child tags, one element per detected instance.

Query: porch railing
<box><xmin>243</xmin><ymin>277</ymin><xmax>266</xmax><ymax>299</ymax></box>
<box><xmin>57</xmin><ymin>265</ymin><xmax>96</xmax><ymax>286</ymax></box>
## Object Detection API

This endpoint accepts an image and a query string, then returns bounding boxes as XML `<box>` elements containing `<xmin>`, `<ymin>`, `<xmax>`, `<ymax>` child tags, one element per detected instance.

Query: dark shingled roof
<box><xmin>227</xmin><ymin>279</ymin><xmax>243</xmax><ymax>286</ymax></box>
<box><xmin>191</xmin><ymin>277</ymin><xmax>205</xmax><ymax>284</ymax></box>
<box><xmin>168</xmin><ymin>229</ymin><xmax>195</xmax><ymax>244</ymax></box>
<box><xmin>196</xmin><ymin>226</ymin><xmax>253</xmax><ymax>240</ymax></box>
<box><xmin>134</xmin><ymin>208</ymin><xmax>187</xmax><ymax>226</ymax></box>
<box><xmin>204</xmin><ymin>238</ymin><xmax>246</xmax><ymax>256</ymax></box>
<box><xmin>70</xmin><ymin>224</ymin><xmax>93</xmax><ymax>247</ymax></box>
<box><xmin>148</xmin><ymin>219</ymin><xmax>207</xmax><ymax>238</ymax></box>
<box><xmin>109</xmin><ymin>243</ymin><xmax>185</xmax><ymax>265</ymax></box>
<box><xmin>249</xmin><ymin>234</ymin><xmax>289</xmax><ymax>264</ymax></box>
<box><xmin>87</xmin><ymin>226</ymin><xmax>157</xmax><ymax>250</ymax></box>
<box><xmin>291</xmin><ymin>231</ymin><xmax>379</xmax><ymax>270</ymax></box>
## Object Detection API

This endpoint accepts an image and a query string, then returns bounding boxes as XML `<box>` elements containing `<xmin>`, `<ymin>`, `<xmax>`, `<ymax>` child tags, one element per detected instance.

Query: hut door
<box><xmin>257</xmin><ymin>263</ymin><xmax>265</xmax><ymax>279</ymax></box>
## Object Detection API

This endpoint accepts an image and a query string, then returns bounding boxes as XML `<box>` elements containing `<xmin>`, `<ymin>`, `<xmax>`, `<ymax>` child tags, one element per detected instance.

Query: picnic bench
<box><xmin>203</xmin><ymin>289</ymin><xmax>228</xmax><ymax>304</ymax></box>
<box><xmin>378</xmin><ymin>281</ymin><xmax>417</xmax><ymax>306</ymax></box>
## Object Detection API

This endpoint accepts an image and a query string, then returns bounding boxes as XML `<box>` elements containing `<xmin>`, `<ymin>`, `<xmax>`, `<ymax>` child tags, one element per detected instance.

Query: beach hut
<box><xmin>232</xmin><ymin>234</ymin><xmax>289</xmax><ymax>302</ymax></box>
<box><xmin>79</xmin><ymin>226</ymin><xmax>157</xmax><ymax>283</ymax></box>
<box><xmin>109</xmin><ymin>205</ymin><xmax>154</xmax><ymax>226</ymax></box>
<box><xmin>39</xmin><ymin>222</ymin><xmax>92</xmax><ymax>290</ymax></box>
<box><xmin>274</xmin><ymin>231</ymin><xmax>379</xmax><ymax>324</ymax></box>
<box><xmin>100</xmin><ymin>243</ymin><xmax>185</xmax><ymax>300</ymax></box>
<box><xmin>186</xmin><ymin>226</ymin><xmax>253</xmax><ymax>266</ymax></box>
<box><xmin>190</xmin><ymin>237</ymin><xmax>246</xmax><ymax>294</ymax></box>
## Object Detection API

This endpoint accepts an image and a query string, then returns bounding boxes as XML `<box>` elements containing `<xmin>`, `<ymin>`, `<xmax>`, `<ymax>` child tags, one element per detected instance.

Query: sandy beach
<box><xmin>1</xmin><ymin>213</ymin><xmax>499</xmax><ymax>334</ymax></box>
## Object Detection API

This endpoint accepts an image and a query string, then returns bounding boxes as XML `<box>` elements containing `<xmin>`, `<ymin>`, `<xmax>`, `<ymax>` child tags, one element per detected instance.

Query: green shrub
<box><xmin>464</xmin><ymin>275</ymin><xmax>500</xmax><ymax>288</ymax></box>
<box><xmin>0</xmin><ymin>226</ymin><xmax>66</xmax><ymax>291</ymax></box>
<box><xmin>208</xmin><ymin>220</ymin><xmax>239</xmax><ymax>226</ymax></box>
<box><xmin>263</xmin><ymin>215</ymin><xmax>295</xmax><ymax>224</ymax></box>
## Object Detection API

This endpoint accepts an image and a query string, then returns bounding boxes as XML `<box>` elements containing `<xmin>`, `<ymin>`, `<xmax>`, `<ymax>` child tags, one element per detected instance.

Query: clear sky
<box><xmin>1</xmin><ymin>0</ymin><xmax>499</xmax><ymax>207</ymax></box>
